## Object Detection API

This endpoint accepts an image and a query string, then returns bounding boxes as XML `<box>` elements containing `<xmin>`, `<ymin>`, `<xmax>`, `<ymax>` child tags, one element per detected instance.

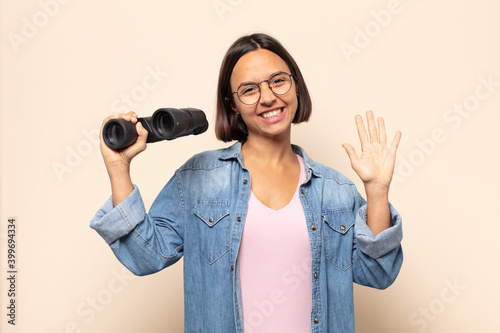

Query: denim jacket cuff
<box><xmin>89</xmin><ymin>185</ymin><xmax>146</xmax><ymax>244</ymax></box>
<box><xmin>355</xmin><ymin>203</ymin><xmax>403</xmax><ymax>259</ymax></box>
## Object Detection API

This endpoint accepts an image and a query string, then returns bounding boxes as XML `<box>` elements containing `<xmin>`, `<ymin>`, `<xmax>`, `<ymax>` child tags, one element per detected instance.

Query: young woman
<box><xmin>90</xmin><ymin>33</ymin><xmax>403</xmax><ymax>333</ymax></box>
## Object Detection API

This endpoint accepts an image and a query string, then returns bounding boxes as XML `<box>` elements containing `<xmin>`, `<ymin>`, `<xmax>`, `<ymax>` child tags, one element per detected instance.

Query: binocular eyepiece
<box><xmin>103</xmin><ymin>108</ymin><xmax>209</xmax><ymax>150</ymax></box>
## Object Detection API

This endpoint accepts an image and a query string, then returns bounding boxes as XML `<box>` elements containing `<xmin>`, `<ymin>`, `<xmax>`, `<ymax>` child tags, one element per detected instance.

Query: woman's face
<box><xmin>230</xmin><ymin>49</ymin><xmax>298</xmax><ymax>141</ymax></box>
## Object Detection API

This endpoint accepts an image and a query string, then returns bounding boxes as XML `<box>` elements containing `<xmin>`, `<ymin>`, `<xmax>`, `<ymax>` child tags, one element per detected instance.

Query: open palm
<box><xmin>342</xmin><ymin>111</ymin><xmax>401</xmax><ymax>190</ymax></box>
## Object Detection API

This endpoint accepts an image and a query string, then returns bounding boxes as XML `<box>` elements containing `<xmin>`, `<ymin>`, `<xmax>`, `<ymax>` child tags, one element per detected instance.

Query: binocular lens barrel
<box><xmin>102</xmin><ymin>108</ymin><xmax>208</xmax><ymax>150</ymax></box>
<box><xmin>153</xmin><ymin>111</ymin><xmax>176</xmax><ymax>138</ymax></box>
<box><xmin>102</xmin><ymin>118</ymin><xmax>139</xmax><ymax>150</ymax></box>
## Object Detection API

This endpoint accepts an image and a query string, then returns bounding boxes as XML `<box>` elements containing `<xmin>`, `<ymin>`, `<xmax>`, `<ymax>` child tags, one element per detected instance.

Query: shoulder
<box><xmin>177</xmin><ymin>144</ymin><xmax>239</xmax><ymax>172</ymax></box>
<box><xmin>310</xmin><ymin>159</ymin><xmax>354</xmax><ymax>186</ymax></box>
<box><xmin>292</xmin><ymin>145</ymin><xmax>355</xmax><ymax>186</ymax></box>
<box><xmin>293</xmin><ymin>145</ymin><xmax>361</xmax><ymax>208</ymax></box>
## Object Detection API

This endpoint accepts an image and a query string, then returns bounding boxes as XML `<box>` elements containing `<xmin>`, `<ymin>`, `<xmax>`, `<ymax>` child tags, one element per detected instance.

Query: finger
<box><xmin>111</xmin><ymin>122</ymin><xmax>148</xmax><ymax>158</ymax></box>
<box><xmin>100</xmin><ymin>112</ymin><xmax>139</xmax><ymax>141</ymax></box>
<box><xmin>120</xmin><ymin>111</ymin><xmax>138</xmax><ymax>123</ymax></box>
<box><xmin>101</xmin><ymin>112</ymin><xmax>138</xmax><ymax>127</ymax></box>
<box><xmin>101</xmin><ymin>113</ymin><xmax>119</xmax><ymax>127</ymax></box>
<box><xmin>378</xmin><ymin>117</ymin><xmax>387</xmax><ymax>145</ymax></box>
<box><xmin>136</xmin><ymin>121</ymin><xmax>149</xmax><ymax>138</ymax></box>
<box><xmin>389</xmin><ymin>130</ymin><xmax>402</xmax><ymax>154</ymax></box>
<box><xmin>366</xmin><ymin>110</ymin><xmax>378</xmax><ymax>142</ymax></box>
<box><xmin>355</xmin><ymin>114</ymin><xmax>369</xmax><ymax>147</ymax></box>
<box><xmin>342</xmin><ymin>143</ymin><xmax>359</xmax><ymax>165</ymax></box>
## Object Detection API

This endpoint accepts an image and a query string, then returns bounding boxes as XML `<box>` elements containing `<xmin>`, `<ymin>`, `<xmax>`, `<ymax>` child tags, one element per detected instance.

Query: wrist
<box><xmin>364</xmin><ymin>182</ymin><xmax>390</xmax><ymax>201</ymax></box>
<box><xmin>106</xmin><ymin>161</ymin><xmax>131</xmax><ymax>180</ymax></box>
<box><xmin>105</xmin><ymin>158</ymin><xmax>130</xmax><ymax>172</ymax></box>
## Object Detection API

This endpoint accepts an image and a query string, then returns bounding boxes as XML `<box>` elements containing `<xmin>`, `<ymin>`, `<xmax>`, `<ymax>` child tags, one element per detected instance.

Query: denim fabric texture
<box><xmin>90</xmin><ymin>142</ymin><xmax>403</xmax><ymax>333</ymax></box>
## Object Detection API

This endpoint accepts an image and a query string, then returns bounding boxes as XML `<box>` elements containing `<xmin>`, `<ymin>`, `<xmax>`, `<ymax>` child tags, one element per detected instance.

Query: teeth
<box><xmin>262</xmin><ymin>108</ymin><xmax>283</xmax><ymax>119</ymax></box>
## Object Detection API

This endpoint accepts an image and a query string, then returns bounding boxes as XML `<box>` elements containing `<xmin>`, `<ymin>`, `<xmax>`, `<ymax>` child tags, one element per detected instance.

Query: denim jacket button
<box><xmin>340</xmin><ymin>225</ymin><xmax>346</xmax><ymax>230</ymax></box>
<box><xmin>236</xmin><ymin>217</ymin><xmax>242</xmax><ymax>222</ymax></box>
<box><xmin>231</xmin><ymin>265</ymin><xmax>234</xmax><ymax>271</ymax></box>
<box><xmin>314</xmin><ymin>318</ymin><xmax>319</xmax><ymax>324</ymax></box>
<box><xmin>243</xmin><ymin>179</ymin><xmax>248</xmax><ymax>184</ymax></box>
<box><xmin>311</xmin><ymin>225</ymin><xmax>317</xmax><ymax>230</ymax></box>
<box><xmin>314</xmin><ymin>272</ymin><xmax>318</xmax><ymax>279</ymax></box>
<box><xmin>301</xmin><ymin>188</ymin><xmax>306</xmax><ymax>194</ymax></box>
<box><xmin>209</xmin><ymin>217</ymin><xmax>214</xmax><ymax>222</ymax></box>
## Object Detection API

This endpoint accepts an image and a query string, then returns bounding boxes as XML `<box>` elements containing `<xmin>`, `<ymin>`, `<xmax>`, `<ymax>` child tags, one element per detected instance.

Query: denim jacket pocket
<box><xmin>194</xmin><ymin>201</ymin><xmax>231</xmax><ymax>265</ymax></box>
<box><xmin>322</xmin><ymin>209</ymin><xmax>355</xmax><ymax>271</ymax></box>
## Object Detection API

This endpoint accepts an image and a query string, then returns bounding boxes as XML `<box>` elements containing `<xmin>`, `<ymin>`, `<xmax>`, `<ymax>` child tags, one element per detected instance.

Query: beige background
<box><xmin>1</xmin><ymin>0</ymin><xmax>499</xmax><ymax>332</ymax></box>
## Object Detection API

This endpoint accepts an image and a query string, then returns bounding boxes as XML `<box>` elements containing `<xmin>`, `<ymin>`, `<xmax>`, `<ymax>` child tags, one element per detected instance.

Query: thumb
<box><xmin>342</xmin><ymin>143</ymin><xmax>359</xmax><ymax>165</ymax></box>
<box><xmin>136</xmin><ymin>121</ymin><xmax>149</xmax><ymax>143</ymax></box>
<box><xmin>123</xmin><ymin>121</ymin><xmax>148</xmax><ymax>157</ymax></box>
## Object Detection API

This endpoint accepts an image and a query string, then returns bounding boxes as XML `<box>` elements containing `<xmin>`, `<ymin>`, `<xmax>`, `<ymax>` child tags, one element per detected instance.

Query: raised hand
<box><xmin>99</xmin><ymin>111</ymin><xmax>149</xmax><ymax>169</ymax></box>
<box><xmin>99</xmin><ymin>111</ymin><xmax>149</xmax><ymax>207</ymax></box>
<box><xmin>342</xmin><ymin>110</ymin><xmax>401</xmax><ymax>194</ymax></box>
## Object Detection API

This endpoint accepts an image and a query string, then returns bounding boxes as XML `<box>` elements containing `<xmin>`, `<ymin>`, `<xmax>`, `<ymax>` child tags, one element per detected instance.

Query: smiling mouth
<box><xmin>261</xmin><ymin>108</ymin><xmax>284</xmax><ymax>119</ymax></box>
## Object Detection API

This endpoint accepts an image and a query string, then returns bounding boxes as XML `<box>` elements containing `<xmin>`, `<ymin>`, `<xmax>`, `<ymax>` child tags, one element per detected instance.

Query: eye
<box><xmin>239</xmin><ymin>85</ymin><xmax>258</xmax><ymax>96</ymax></box>
<box><xmin>271</xmin><ymin>78</ymin><xmax>285</xmax><ymax>86</ymax></box>
<box><xmin>270</xmin><ymin>74</ymin><xmax>288</xmax><ymax>87</ymax></box>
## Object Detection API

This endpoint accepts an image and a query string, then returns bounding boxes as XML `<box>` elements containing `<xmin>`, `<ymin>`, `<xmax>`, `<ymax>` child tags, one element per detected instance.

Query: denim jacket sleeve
<box><xmin>89</xmin><ymin>176</ymin><xmax>185</xmax><ymax>276</ymax></box>
<box><xmin>352</xmin><ymin>193</ymin><xmax>403</xmax><ymax>289</ymax></box>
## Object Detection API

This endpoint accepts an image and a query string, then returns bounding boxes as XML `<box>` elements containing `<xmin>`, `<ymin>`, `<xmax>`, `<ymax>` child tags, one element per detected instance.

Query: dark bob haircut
<box><xmin>215</xmin><ymin>33</ymin><xmax>312</xmax><ymax>142</ymax></box>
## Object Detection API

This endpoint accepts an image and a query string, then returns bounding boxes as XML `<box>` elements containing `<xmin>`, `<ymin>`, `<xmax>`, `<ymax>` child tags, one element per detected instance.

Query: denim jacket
<box><xmin>90</xmin><ymin>142</ymin><xmax>403</xmax><ymax>332</ymax></box>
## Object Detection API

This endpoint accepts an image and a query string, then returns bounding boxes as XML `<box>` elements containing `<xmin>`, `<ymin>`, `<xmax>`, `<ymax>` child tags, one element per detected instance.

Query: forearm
<box><xmin>365</xmin><ymin>185</ymin><xmax>391</xmax><ymax>236</ymax></box>
<box><xmin>107</xmin><ymin>163</ymin><xmax>134</xmax><ymax>207</ymax></box>
<box><xmin>353</xmin><ymin>193</ymin><xmax>403</xmax><ymax>288</ymax></box>
<box><xmin>89</xmin><ymin>183</ymin><xmax>183</xmax><ymax>276</ymax></box>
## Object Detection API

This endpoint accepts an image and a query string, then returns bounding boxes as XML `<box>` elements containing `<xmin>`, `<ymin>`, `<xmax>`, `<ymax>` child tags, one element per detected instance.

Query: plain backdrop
<box><xmin>1</xmin><ymin>1</ymin><xmax>499</xmax><ymax>332</ymax></box>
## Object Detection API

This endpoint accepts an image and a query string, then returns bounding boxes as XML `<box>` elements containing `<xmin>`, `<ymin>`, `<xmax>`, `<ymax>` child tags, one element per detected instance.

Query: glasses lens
<box><xmin>237</xmin><ymin>84</ymin><xmax>259</xmax><ymax>105</ymax></box>
<box><xmin>269</xmin><ymin>73</ymin><xmax>292</xmax><ymax>95</ymax></box>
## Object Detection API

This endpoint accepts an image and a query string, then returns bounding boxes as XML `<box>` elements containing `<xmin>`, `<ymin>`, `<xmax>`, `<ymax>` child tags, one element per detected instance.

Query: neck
<box><xmin>242</xmin><ymin>132</ymin><xmax>295</xmax><ymax>166</ymax></box>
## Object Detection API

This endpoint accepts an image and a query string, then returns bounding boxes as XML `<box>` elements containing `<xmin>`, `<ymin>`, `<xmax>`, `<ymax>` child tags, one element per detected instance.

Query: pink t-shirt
<box><xmin>238</xmin><ymin>155</ymin><xmax>312</xmax><ymax>332</ymax></box>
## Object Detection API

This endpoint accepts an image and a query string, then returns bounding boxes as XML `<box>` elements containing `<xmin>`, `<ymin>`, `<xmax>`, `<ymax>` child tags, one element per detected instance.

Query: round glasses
<box><xmin>232</xmin><ymin>72</ymin><xmax>294</xmax><ymax>105</ymax></box>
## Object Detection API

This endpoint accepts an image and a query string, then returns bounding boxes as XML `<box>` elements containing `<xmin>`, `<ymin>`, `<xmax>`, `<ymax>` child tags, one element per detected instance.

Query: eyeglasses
<box><xmin>232</xmin><ymin>72</ymin><xmax>294</xmax><ymax>105</ymax></box>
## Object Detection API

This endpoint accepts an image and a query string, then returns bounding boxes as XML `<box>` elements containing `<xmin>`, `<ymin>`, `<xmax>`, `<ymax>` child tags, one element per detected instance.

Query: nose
<box><xmin>258</xmin><ymin>81</ymin><xmax>276</xmax><ymax>105</ymax></box>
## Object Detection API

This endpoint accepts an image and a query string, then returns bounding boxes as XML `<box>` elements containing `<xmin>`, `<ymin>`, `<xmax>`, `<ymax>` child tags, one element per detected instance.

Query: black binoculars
<box><xmin>102</xmin><ymin>108</ymin><xmax>209</xmax><ymax>150</ymax></box>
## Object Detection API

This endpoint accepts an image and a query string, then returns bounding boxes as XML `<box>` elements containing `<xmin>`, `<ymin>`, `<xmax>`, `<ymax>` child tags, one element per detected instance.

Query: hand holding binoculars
<box><xmin>102</xmin><ymin>108</ymin><xmax>209</xmax><ymax>150</ymax></box>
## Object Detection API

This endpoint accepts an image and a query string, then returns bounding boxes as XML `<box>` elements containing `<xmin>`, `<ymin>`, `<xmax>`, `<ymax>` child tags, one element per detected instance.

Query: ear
<box><xmin>226</xmin><ymin>97</ymin><xmax>239</xmax><ymax>113</ymax></box>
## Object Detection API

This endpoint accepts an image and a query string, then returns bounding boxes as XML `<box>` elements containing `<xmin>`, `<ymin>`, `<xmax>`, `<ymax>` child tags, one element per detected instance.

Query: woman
<box><xmin>90</xmin><ymin>33</ymin><xmax>403</xmax><ymax>333</ymax></box>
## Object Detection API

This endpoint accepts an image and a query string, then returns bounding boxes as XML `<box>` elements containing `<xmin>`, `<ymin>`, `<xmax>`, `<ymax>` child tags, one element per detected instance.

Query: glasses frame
<box><xmin>231</xmin><ymin>72</ymin><xmax>294</xmax><ymax>105</ymax></box>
